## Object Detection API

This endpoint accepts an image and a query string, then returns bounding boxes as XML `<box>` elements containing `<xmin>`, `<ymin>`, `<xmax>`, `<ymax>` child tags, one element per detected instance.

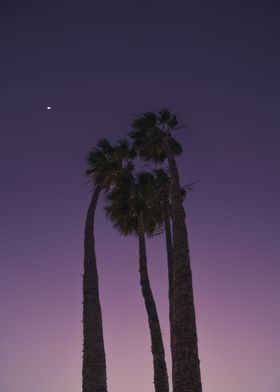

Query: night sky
<box><xmin>1</xmin><ymin>1</ymin><xmax>279</xmax><ymax>391</ymax></box>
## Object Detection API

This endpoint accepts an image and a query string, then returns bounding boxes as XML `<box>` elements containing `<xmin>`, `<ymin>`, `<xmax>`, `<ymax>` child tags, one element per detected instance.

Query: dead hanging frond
<box><xmin>149</xmin><ymin>223</ymin><xmax>165</xmax><ymax>238</ymax></box>
<box><xmin>182</xmin><ymin>181</ymin><xmax>199</xmax><ymax>194</ymax></box>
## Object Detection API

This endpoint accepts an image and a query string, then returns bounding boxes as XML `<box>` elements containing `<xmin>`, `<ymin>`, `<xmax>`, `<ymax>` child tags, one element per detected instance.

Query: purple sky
<box><xmin>1</xmin><ymin>1</ymin><xmax>280</xmax><ymax>391</ymax></box>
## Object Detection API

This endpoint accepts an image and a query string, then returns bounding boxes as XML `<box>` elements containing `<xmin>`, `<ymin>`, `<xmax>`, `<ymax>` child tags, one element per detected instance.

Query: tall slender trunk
<box><xmin>83</xmin><ymin>186</ymin><xmax>107</xmax><ymax>392</ymax></box>
<box><xmin>163</xmin><ymin>142</ymin><xmax>202</xmax><ymax>392</ymax></box>
<box><xmin>163</xmin><ymin>202</ymin><xmax>174</xmax><ymax>376</ymax></box>
<box><xmin>138</xmin><ymin>213</ymin><xmax>169</xmax><ymax>392</ymax></box>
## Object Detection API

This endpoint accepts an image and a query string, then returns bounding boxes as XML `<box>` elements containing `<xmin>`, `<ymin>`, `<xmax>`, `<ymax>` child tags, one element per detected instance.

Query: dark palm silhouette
<box><xmin>105</xmin><ymin>169</ymin><xmax>169</xmax><ymax>392</ymax></box>
<box><xmin>152</xmin><ymin>169</ymin><xmax>174</xmax><ymax>361</ymax></box>
<box><xmin>152</xmin><ymin>168</ymin><xmax>188</xmax><ymax>379</ymax></box>
<box><xmin>83</xmin><ymin>138</ymin><xmax>133</xmax><ymax>392</ymax></box>
<box><xmin>130</xmin><ymin>110</ymin><xmax>202</xmax><ymax>392</ymax></box>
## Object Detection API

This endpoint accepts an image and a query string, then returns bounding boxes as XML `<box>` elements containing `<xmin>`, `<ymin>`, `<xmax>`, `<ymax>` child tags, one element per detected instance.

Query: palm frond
<box><xmin>129</xmin><ymin>110</ymin><xmax>183</xmax><ymax>163</ymax></box>
<box><xmin>85</xmin><ymin>137</ymin><xmax>134</xmax><ymax>188</ymax></box>
<box><xmin>105</xmin><ymin>170</ymin><xmax>166</xmax><ymax>237</ymax></box>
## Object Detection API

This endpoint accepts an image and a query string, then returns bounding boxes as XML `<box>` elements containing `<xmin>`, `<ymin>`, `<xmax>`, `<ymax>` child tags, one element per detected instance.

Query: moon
<box><xmin>46</xmin><ymin>106</ymin><xmax>52</xmax><ymax>110</ymax></box>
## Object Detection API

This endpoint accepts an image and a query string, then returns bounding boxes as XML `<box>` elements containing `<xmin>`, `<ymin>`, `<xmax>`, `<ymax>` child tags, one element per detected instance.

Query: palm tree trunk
<box><xmin>163</xmin><ymin>142</ymin><xmax>202</xmax><ymax>392</ymax></box>
<box><xmin>83</xmin><ymin>186</ymin><xmax>107</xmax><ymax>392</ymax></box>
<box><xmin>138</xmin><ymin>214</ymin><xmax>169</xmax><ymax>392</ymax></box>
<box><xmin>163</xmin><ymin>202</ymin><xmax>174</xmax><ymax>375</ymax></box>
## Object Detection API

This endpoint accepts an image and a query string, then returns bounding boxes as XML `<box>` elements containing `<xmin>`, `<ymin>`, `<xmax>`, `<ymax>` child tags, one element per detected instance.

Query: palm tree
<box><xmin>83</xmin><ymin>138</ymin><xmax>133</xmax><ymax>392</ymax></box>
<box><xmin>105</xmin><ymin>170</ymin><xmax>169</xmax><ymax>392</ymax></box>
<box><xmin>130</xmin><ymin>110</ymin><xmax>202</xmax><ymax>392</ymax></box>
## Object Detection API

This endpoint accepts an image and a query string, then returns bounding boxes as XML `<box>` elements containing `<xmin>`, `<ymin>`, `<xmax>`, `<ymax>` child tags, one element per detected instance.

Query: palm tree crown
<box><xmin>105</xmin><ymin>169</ymin><xmax>162</xmax><ymax>236</ymax></box>
<box><xmin>129</xmin><ymin>109</ymin><xmax>183</xmax><ymax>163</ymax></box>
<box><xmin>86</xmin><ymin>138</ymin><xmax>134</xmax><ymax>190</ymax></box>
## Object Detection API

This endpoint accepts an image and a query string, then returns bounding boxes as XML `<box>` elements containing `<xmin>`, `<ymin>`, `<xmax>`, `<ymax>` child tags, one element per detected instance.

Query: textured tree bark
<box><xmin>163</xmin><ymin>142</ymin><xmax>202</xmax><ymax>392</ymax></box>
<box><xmin>138</xmin><ymin>214</ymin><xmax>169</xmax><ymax>392</ymax></box>
<box><xmin>163</xmin><ymin>202</ymin><xmax>174</xmax><ymax>380</ymax></box>
<box><xmin>83</xmin><ymin>186</ymin><xmax>107</xmax><ymax>392</ymax></box>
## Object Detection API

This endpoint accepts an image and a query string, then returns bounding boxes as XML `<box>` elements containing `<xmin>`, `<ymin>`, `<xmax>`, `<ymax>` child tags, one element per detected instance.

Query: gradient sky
<box><xmin>1</xmin><ymin>1</ymin><xmax>279</xmax><ymax>391</ymax></box>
